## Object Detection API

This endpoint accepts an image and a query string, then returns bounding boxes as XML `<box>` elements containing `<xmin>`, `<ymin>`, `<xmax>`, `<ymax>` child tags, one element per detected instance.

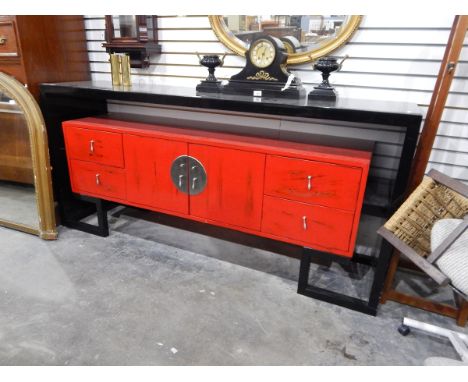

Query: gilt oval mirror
<box><xmin>209</xmin><ymin>15</ymin><xmax>362</xmax><ymax>65</ymax></box>
<box><xmin>0</xmin><ymin>72</ymin><xmax>57</xmax><ymax>239</ymax></box>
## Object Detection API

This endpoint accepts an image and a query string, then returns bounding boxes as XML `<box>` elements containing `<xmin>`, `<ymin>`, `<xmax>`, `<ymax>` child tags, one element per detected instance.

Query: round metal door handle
<box><xmin>170</xmin><ymin>155</ymin><xmax>207</xmax><ymax>195</ymax></box>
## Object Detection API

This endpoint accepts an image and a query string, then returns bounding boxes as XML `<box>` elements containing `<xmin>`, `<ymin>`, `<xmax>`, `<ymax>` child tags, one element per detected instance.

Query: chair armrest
<box><xmin>377</xmin><ymin>226</ymin><xmax>450</xmax><ymax>286</ymax></box>
<box><xmin>427</xmin><ymin>216</ymin><xmax>468</xmax><ymax>263</ymax></box>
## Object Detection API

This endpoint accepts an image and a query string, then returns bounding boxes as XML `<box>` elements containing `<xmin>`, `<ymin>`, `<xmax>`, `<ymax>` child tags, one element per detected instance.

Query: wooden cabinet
<box><xmin>62</xmin><ymin>117</ymin><xmax>372</xmax><ymax>257</ymax></box>
<box><xmin>0</xmin><ymin>16</ymin><xmax>90</xmax><ymax>99</ymax></box>
<box><xmin>0</xmin><ymin>16</ymin><xmax>89</xmax><ymax>184</ymax></box>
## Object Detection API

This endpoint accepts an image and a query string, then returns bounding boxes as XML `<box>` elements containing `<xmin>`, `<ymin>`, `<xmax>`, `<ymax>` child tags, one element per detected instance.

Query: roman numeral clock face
<box><xmin>249</xmin><ymin>39</ymin><xmax>276</xmax><ymax>69</ymax></box>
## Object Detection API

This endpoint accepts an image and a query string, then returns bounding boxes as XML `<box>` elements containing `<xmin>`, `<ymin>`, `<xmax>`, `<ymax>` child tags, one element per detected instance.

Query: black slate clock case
<box><xmin>221</xmin><ymin>34</ymin><xmax>306</xmax><ymax>99</ymax></box>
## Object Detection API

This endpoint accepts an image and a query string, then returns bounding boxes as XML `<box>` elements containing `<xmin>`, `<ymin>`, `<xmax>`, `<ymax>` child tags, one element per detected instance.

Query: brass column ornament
<box><xmin>121</xmin><ymin>54</ymin><xmax>132</xmax><ymax>87</ymax></box>
<box><xmin>110</xmin><ymin>53</ymin><xmax>122</xmax><ymax>86</ymax></box>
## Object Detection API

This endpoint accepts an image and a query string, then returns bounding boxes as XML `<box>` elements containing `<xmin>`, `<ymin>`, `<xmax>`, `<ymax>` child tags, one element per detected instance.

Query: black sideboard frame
<box><xmin>40</xmin><ymin>81</ymin><xmax>422</xmax><ymax>316</ymax></box>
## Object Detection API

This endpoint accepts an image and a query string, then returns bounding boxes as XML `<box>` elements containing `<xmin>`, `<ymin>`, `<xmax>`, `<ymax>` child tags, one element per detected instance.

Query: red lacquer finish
<box><xmin>265</xmin><ymin>155</ymin><xmax>362</xmax><ymax>211</ymax></box>
<box><xmin>124</xmin><ymin>135</ymin><xmax>189</xmax><ymax>214</ymax></box>
<box><xmin>189</xmin><ymin>144</ymin><xmax>265</xmax><ymax>230</ymax></box>
<box><xmin>69</xmin><ymin>159</ymin><xmax>126</xmax><ymax>200</ymax></box>
<box><xmin>62</xmin><ymin>117</ymin><xmax>372</xmax><ymax>257</ymax></box>
<box><xmin>64</xmin><ymin>125</ymin><xmax>124</xmax><ymax>168</ymax></box>
<box><xmin>261</xmin><ymin>195</ymin><xmax>355</xmax><ymax>252</ymax></box>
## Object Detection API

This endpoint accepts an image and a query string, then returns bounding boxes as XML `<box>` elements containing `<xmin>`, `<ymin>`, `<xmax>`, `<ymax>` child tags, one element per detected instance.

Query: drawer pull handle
<box><xmin>178</xmin><ymin>174</ymin><xmax>184</xmax><ymax>188</ymax></box>
<box><xmin>0</xmin><ymin>36</ymin><xmax>6</xmax><ymax>45</ymax></box>
<box><xmin>302</xmin><ymin>216</ymin><xmax>307</xmax><ymax>230</ymax></box>
<box><xmin>89</xmin><ymin>140</ymin><xmax>95</xmax><ymax>153</ymax></box>
<box><xmin>96</xmin><ymin>173</ymin><xmax>101</xmax><ymax>185</ymax></box>
<box><xmin>192</xmin><ymin>177</ymin><xmax>198</xmax><ymax>190</ymax></box>
<box><xmin>307</xmin><ymin>175</ymin><xmax>312</xmax><ymax>191</ymax></box>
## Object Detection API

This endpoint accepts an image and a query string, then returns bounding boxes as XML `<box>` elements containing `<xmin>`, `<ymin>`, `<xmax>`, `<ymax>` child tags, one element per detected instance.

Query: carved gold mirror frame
<box><xmin>0</xmin><ymin>72</ymin><xmax>57</xmax><ymax>239</ymax></box>
<box><xmin>209</xmin><ymin>15</ymin><xmax>362</xmax><ymax>65</ymax></box>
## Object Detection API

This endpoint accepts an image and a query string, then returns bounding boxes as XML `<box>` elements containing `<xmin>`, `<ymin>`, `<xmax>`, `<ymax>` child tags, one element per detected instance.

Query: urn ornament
<box><xmin>196</xmin><ymin>53</ymin><xmax>226</xmax><ymax>93</ymax></box>
<box><xmin>308</xmin><ymin>55</ymin><xmax>348</xmax><ymax>101</ymax></box>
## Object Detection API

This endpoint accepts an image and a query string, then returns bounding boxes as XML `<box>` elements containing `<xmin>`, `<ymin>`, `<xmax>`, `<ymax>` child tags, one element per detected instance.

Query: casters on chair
<box><xmin>398</xmin><ymin>323</ymin><xmax>411</xmax><ymax>336</ymax></box>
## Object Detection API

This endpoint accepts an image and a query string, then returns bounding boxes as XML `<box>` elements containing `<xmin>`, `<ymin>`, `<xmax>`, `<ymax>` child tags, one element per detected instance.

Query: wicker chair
<box><xmin>377</xmin><ymin>169</ymin><xmax>468</xmax><ymax>326</ymax></box>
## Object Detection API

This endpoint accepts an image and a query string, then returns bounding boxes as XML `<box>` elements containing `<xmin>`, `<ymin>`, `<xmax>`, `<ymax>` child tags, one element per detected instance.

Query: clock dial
<box><xmin>249</xmin><ymin>39</ymin><xmax>276</xmax><ymax>69</ymax></box>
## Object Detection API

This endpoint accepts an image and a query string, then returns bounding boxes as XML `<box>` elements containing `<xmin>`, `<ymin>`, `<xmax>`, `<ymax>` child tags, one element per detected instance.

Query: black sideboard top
<box><xmin>40</xmin><ymin>81</ymin><xmax>422</xmax><ymax>129</ymax></box>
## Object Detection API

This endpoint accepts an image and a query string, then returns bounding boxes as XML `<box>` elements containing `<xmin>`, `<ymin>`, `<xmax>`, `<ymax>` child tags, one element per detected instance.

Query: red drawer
<box><xmin>64</xmin><ymin>124</ymin><xmax>124</xmax><ymax>168</ymax></box>
<box><xmin>261</xmin><ymin>196</ymin><xmax>355</xmax><ymax>254</ymax></box>
<box><xmin>264</xmin><ymin>155</ymin><xmax>362</xmax><ymax>211</ymax></box>
<box><xmin>69</xmin><ymin>160</ymin><xmax>126</xmax><ymax>200</ymax></box>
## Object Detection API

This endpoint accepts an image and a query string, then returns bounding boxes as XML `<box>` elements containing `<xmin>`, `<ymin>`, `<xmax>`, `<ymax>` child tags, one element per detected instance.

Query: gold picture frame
<box><xmin>209</xmin><ymin>15</ymin><xmax>362</xmax><ymax>65</ymax></box>
<box><xmin>0</xmin><ymin>72</ymin><xmax>57</xmax><ymax>239</ymax></box>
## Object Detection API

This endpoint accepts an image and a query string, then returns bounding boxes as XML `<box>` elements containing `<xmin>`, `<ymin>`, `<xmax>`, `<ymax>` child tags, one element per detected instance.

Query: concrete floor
<box><xmin>0</xmin><ymin>210</ymin><xmax>466</xmax><ymax>365</ymax></box>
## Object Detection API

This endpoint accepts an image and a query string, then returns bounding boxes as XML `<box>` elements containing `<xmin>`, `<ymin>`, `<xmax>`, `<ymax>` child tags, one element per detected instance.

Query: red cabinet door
<box><xmin>188</xmin><ymin>144</ymin><xmax>265</xmax><ymax>231</ymax></box>
<box><xmin>124</xmin><ymin>135</ymin><xmax>189</xmax><ymax>214</ymax></box>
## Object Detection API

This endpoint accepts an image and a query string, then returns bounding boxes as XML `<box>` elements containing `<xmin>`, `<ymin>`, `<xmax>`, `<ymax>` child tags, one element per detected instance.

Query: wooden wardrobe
<box><xmin>0</xmin><ymin>16</ymin><xmax>90</xmax><ymax>184</ymax></box>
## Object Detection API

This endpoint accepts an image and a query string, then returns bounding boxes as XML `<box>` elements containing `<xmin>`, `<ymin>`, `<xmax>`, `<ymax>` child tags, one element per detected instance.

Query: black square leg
<box><xmin>297</xmin><ymin>247</ymin><xmax>392</xmax><ymax>316</ymax></box>
<box><xmin>63</xmin><ymin>195</ymin><xmax>110</xmax><ymax>237</ymax></box>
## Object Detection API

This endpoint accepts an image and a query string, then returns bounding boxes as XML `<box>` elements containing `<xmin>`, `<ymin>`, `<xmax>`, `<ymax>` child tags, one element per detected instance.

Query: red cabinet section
<box><xmin>62</xmin><ymin>117</ymin><xmax>372</xmax><ymax>257</ymax></box>
<box><xmin>124</xmin><ymin>135</ymin><xmax>189</xmax><ymax>214</ymax></box>
<box><xmin>261</xmin><ymin>196</ymin><xmax>355</xmax><ymax>252</ymax></box>
<box><xmin>69</xmin><ymin>160</ymin><xmax>126</xmax><ymax>200</ymax></box>
<box><xmin>265</xmin><ymin>155</ymin><xmax>362</xmax><ymax>211</ymax></box>
<box><xmin>64</xmin><ymin>124</ymin><xmax>124</xmax><ymax>168</ymax></box>
<box><xmin>188</xmin><ymin>144</ymin><xmax>265</xmax><ymax>231</ymax></box>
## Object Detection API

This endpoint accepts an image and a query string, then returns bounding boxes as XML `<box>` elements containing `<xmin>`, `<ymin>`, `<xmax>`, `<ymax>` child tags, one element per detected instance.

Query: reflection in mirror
<box><xmin>112</xmin><ymin>15</ymin><xmax>137</xmax><ymax>38</ymax></box>
<box><xmin>223</xmin><ymin>15</ymin><xmax>351</xmax><ymax>53</ymax></box>
<box><xmin>0</xmin><ymin>88</ymin><xmax>39</xmax><ymax>229</ymax></box>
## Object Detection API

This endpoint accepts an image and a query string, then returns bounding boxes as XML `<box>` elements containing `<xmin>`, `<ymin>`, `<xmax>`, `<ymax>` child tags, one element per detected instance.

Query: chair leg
<box><xmin>456</xmin><ymin>297</ymin><xmax>468</xmax><ymax>327</ymax></box>
<box><xmin>380</xmin><ymin>251</ymin><xmax>400</xmax><ymax>304</ymax></box>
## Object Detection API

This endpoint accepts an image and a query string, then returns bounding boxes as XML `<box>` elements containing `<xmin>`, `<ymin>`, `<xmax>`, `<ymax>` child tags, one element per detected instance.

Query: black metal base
<box><xmin>308</xmin><ymin>87</ymin><xmax>337</xmax><ymax>101</ymax></box>
<box><xmin>196</xmin><ymin>80</ymin><xmax>223</xmax><ymax>93</ymax></box>
<box><xmin>297</xmin><ymin>241</ymin><xmax>394</xmax><ymax>316</ymax></box>
<box><xmin>63</xmin><ymin>195</ymin><xmax>110</xmax><ymax>237</ymax></box>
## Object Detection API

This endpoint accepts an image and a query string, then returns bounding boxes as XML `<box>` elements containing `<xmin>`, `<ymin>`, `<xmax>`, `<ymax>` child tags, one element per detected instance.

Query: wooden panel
<box><xmin>0</xmin><ymin>19</ymin><xmax>20</xmax><ymax>58</ymax></box>
<box><xmin>64</xmin><ymin>124</ymin><xmax>124</xmax><ymax>168</ymax></box>
<box><xmin>0</xmin><ymin>109</ymin><xmax>33</xmax><ymax>184</ymax></box>
<box><xmin>124</xmin><ymin>134</ymin><xmax>189</xmax><ymax>214</ymax></box>
<box><xmin>264</xmin><ymin>155</ymin><xmax>362</xmax><ymax>211</ymax></box>
<box><xmin>0</xmin><ymin>63</ymin><xmax>27</xmax><ymax>84</ymax></box>
<box><xmin>188</xmin><ymin>144</ymin><xmax>265</xmax><ymax>231</ymax></box>
<box><xmin>69</xmin><ymin>159</ymin><xmax>126</xmax><ymax>200</ymax></box>
<box><xmin>261</xmin><ymin>196</ymin><xmax>355</xmax><ymax>256</ymax></box>
<box><xmin>14</xmin><ymin>16</ymin><xmax>90</xmax><ymax>99</ymax></box>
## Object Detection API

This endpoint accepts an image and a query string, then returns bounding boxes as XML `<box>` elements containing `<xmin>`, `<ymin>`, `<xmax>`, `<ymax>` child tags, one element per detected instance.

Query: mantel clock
<box><xmin>222</xmin><ymin>34</ymin><xmax>306</xmax><ymax>99</ymax></box>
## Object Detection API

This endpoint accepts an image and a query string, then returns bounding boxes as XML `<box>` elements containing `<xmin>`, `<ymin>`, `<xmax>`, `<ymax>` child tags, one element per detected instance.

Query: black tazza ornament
<box><xmin>308</xmin><ymin>56</ymin><xmax>348</xmax><ymax>102</ymax></box>
<box><xmin>196</xmin><ymin>53</ymin><xmax>226</xmax><ymax>93</ymax></box>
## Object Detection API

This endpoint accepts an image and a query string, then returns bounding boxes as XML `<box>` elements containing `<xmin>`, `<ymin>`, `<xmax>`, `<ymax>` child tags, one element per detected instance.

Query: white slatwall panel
<box><xmin>84</xmin><ymin>15</ymin><xmax>468</xmax><ymax>183</ymax></box>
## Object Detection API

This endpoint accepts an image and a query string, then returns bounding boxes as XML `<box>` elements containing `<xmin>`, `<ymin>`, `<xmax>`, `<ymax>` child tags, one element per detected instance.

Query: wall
<box><xmin>84</xmin><ymin>15</ymin><xmax>468</xmax><ymax>184</ymax></box>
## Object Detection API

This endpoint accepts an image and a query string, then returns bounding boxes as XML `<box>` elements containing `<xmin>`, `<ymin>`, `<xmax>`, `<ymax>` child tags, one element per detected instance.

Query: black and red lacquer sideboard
<box><xmin>40</xmin><ymin>81</ymin><xmax>422</xmax><ymax>315</ymax></box>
